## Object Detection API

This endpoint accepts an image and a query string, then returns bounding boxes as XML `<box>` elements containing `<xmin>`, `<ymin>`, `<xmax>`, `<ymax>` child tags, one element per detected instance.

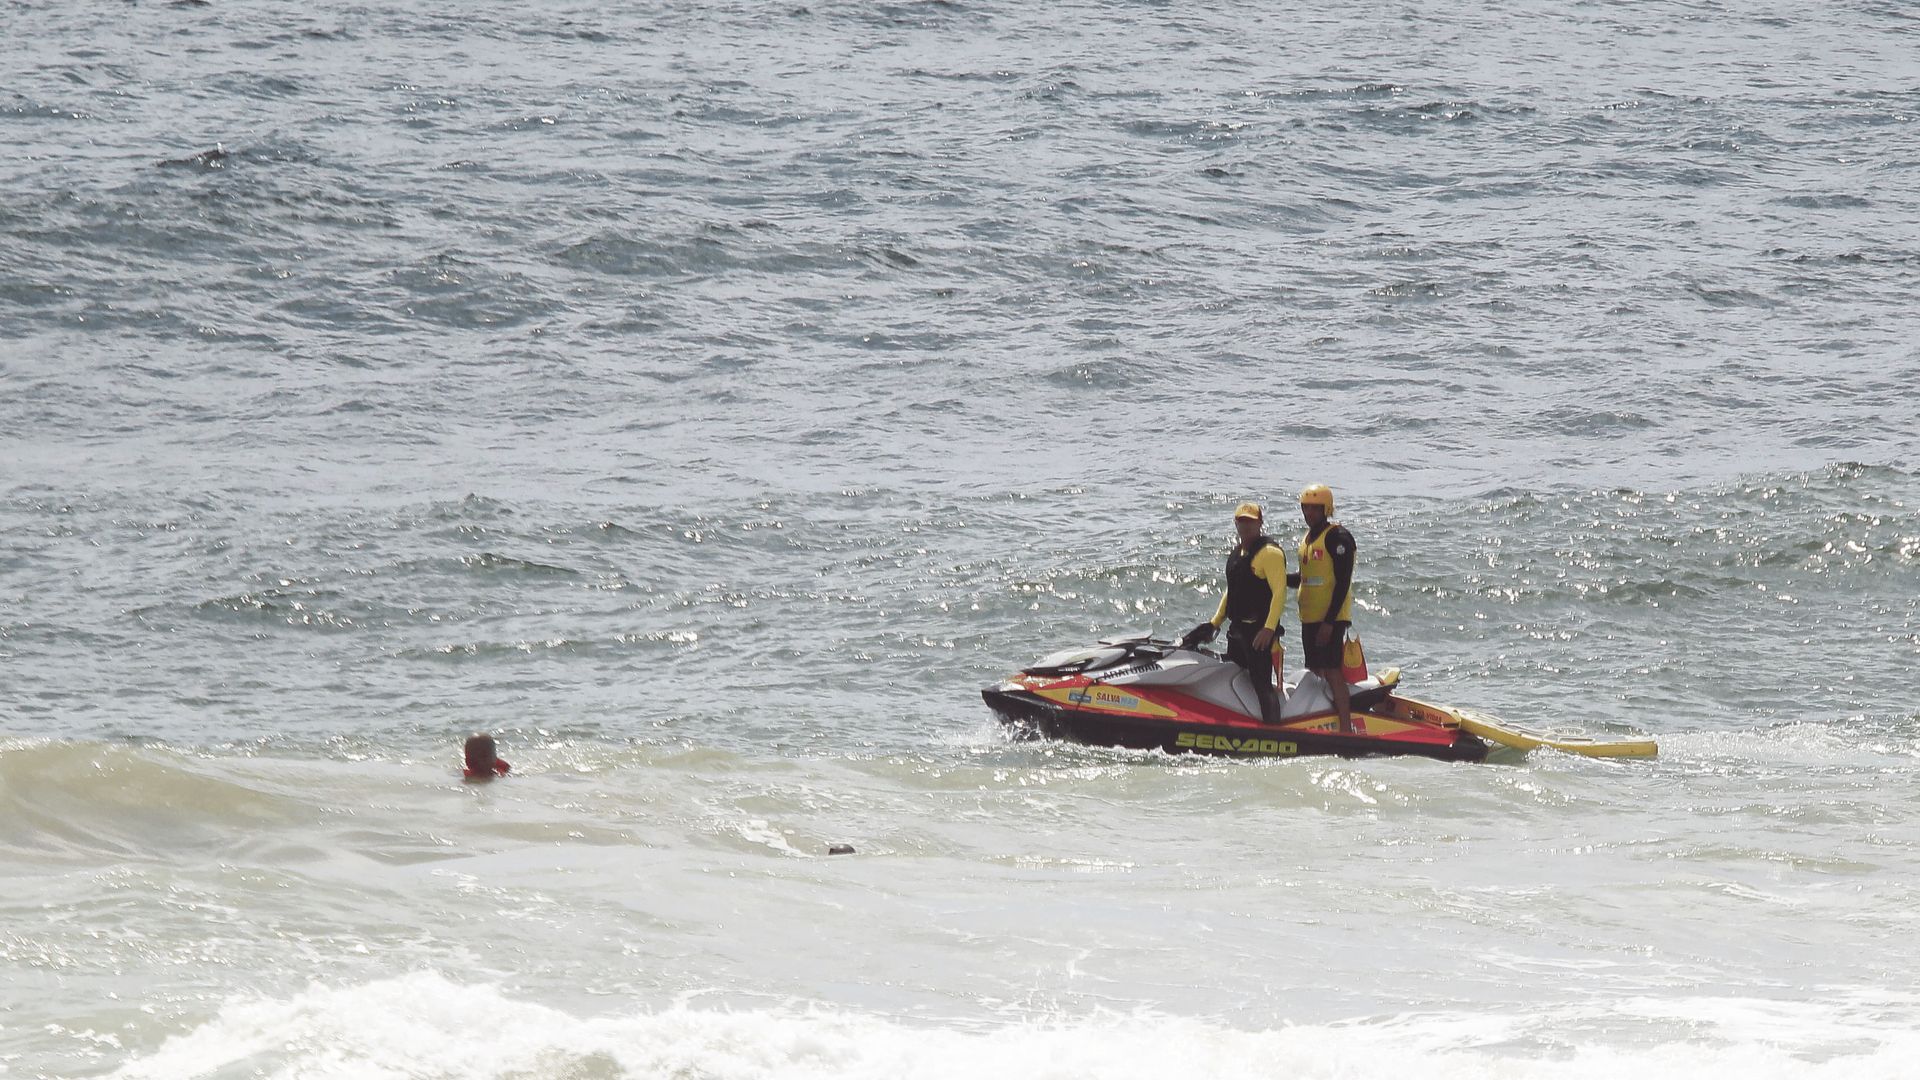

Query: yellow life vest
<box><xmin>1297</xmin><ymin>523</ymin><xmax>1353</xmax><ymax>623</ymax></box>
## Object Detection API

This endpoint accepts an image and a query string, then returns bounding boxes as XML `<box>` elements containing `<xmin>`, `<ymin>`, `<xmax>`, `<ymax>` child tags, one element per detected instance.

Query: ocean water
<box><xmin>3</xmin><ymin>0</ymin><xmax>1919</xmax><ymax>1077</ymax></box>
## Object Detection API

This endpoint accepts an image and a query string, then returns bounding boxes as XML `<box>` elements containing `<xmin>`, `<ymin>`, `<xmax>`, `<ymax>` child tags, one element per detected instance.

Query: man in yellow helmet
<box><xmin>1179</xmin><ymin>502</ymin><xmax>1289</xmax><ymax>721</ymax></box>
<box><xmin>1296</xmin><ymin>484</ymin><xmax>1358</xmax><ymax>732</ymax></box>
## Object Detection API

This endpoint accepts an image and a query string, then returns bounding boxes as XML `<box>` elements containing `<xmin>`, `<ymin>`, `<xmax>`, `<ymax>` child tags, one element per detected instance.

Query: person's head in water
<box><xmin>1233</xmin><ymin>502</ymin><xmax>1264</xmax><ymax>547</ymax></box>
<box><xmin>463</xmin><ymin>733</ymin><xmax>509</xmax><ymax>780</ymax></box>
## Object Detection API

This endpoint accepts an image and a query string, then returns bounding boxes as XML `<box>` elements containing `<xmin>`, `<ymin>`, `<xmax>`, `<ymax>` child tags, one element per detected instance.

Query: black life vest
<box><xmin>1225</xmin><ymin>535</ymin><xmax>1276</xmax><ymax>624</ymax></box>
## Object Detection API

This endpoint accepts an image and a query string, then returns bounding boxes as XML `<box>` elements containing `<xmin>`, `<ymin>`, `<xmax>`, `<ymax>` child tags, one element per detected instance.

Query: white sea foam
<box><xmin>108</xmin><ymin>974</ymin><xmax>1920</xmax><ymax>1080</ymax></box>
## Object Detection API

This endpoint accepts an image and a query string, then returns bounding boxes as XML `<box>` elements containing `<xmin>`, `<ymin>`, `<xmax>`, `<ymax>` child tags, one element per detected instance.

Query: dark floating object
<box><xmin>826</xmin><ymin>844</ymin><xmax>855</xmax><ymax>856</ymax></box>
<box><xmin>159</xmin><ymin>145</ymin><xmax>228</xmax><ymax>169</ymax></box>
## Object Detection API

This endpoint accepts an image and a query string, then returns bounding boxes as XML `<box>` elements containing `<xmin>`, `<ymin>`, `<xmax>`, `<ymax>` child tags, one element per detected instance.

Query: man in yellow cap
<box><xmin>1296</xmin><ymin>484</ymin><xmax>1357</xmax><ymax>732</ymax></box>
<box><xmin>1180</xmin><ymin>502</ymin><xmax>1289</xmax><ymax>721</ymax></box>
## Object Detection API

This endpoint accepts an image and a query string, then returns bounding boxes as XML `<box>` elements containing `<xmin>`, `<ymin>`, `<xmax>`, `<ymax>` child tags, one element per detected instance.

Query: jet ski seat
<box><xmin>1278</xmin><ymin>668</ymin><xmax>1401</xmax><ymax>719</ymax></box>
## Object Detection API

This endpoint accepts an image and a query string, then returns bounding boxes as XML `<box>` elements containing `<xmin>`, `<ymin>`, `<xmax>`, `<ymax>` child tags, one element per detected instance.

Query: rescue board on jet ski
<box><xmin>981</xmin><ymin>634</ymin><xmax>1657</xmax><ymax>762</ymax></box>
<box><xmin>1448</xmin><ymin>707</ymin><xmax>1658</xmax><ymax>759</ymax></box>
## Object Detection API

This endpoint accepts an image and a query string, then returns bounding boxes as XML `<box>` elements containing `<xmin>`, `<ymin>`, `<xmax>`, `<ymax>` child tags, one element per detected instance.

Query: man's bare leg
<box><xmin>1328</xmin><ymin>669</ymin><xmax>1354</xmax><ymax>733</ymax></box>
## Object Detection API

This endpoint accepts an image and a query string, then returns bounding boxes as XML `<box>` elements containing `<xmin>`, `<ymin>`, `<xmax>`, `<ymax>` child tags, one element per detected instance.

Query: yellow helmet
<box><xmin>1299</xmin><ymin>484</ymin><xmax>1334</xmax><ymax>512</ymax></box>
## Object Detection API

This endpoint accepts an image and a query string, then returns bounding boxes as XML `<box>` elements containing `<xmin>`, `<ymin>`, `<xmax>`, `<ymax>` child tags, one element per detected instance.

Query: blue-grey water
<box><xmin>3</xmin><ymin>1</ymin><xmax>1918</xmax><ymax>1077</ymax></box>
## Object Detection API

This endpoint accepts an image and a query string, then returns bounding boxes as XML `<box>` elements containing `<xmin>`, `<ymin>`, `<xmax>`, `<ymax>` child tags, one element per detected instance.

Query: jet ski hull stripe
<box><xmin>981</xmin><ymin>688</ymin><xmax>1490</xmax><ymax>763</ymax></box>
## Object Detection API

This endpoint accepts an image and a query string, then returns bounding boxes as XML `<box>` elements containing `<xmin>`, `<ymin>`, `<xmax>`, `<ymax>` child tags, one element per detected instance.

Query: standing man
<box><xmin>1296</xmin><ymin>484</ymin><xmax>1358</xmax><ymax>732</ymax></box>
<box><xmin>1180</xmin><ymin>502</ymin><xmax>1289</xmax><ymax>722</ymax></box>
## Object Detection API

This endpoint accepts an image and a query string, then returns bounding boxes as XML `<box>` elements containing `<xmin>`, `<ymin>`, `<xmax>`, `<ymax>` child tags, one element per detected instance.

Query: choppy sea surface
<box><xmin>4</xmin><ymin>1</ymin><xmax>1919</xmax><ymax>1077</ymax></box>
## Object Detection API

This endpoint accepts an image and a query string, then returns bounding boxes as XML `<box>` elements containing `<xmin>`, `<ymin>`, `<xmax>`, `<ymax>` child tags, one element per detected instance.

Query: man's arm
<box><xmin>1324</xmin><ymin>526</ymin><xmax>1356</xmax><ymax>621</ymax></box>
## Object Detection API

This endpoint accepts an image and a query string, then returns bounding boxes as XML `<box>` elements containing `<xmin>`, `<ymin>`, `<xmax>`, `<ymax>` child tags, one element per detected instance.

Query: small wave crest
<box><xmin>0</xmin><ymin>740</ymin><xmax>314</xmax><ymax>861</ymax></box>
<box><xmin>107</xmin><ymin>973</ymin><xmax>1920</xmax><ymax>1080</ymax></box>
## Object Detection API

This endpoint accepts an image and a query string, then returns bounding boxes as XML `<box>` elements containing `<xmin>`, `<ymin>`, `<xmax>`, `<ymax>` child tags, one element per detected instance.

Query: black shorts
<box><xmin>1300</xmin><ymin>621</ymin><xmax>1349</xmax><ymax>671</ymax></box>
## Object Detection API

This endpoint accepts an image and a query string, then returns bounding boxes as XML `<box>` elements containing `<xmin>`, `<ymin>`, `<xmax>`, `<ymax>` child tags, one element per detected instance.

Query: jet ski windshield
<box><xmin>1021</xmin><ymin>638</ymin><xmax>1170</xmax><ymax>676</ymax></box>
<box><xmin>1021</xmin><ymin>645</ymin><xmax>1129</xmax><ymax>676</ymax></box>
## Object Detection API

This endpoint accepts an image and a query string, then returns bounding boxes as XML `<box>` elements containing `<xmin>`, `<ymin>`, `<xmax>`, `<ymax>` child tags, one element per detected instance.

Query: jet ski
<box><xmin>982</xmin><ymin>633</ymin><xmax>1657</xmax><ymax>761</ymax></box>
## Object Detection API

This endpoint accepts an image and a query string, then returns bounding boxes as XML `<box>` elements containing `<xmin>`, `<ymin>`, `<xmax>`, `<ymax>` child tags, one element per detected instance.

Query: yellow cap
<box><xmin>1299</xmin><ymin>484</ymin><xmax>1334</xmax><ymax>511</ymax></box>
<box><xmin>1233</xmin><ymin>501</ymin><xmax>1263</xmax><ymax>520</ymax></box>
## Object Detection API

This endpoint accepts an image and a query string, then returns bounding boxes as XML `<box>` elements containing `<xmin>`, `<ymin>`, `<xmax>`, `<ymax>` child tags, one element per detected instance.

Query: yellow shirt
<box><xmin>1297</xmin><ymin>524</ymin><xmax>1355</xmax><ymax>623</ymax></box>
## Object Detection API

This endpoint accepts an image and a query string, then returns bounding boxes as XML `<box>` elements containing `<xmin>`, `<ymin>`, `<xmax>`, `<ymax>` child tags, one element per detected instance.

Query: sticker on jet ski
<box><xmin>1033</xmin><ymin>684</ymin><xmax>1177</xmax><ymax>718</ymax></box>
<box><xmin>1175</xmin><ymin>733</ymin><xmax>1298</xmax><ymax>754</ymax></box>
